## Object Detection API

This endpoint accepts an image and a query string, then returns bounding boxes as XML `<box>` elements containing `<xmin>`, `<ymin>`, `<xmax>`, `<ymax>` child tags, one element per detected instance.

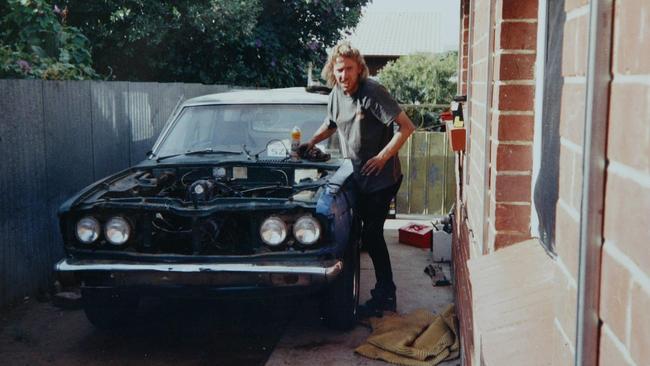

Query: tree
<box><xmin>61</xmin><ymin>0</ymin><xmax>369</xmax><ymax>86</ymax></box>
<box><xmin>377</xmin><ymin>51</ymin><xmax>458</xmax><ymax>105</ymax></box>
<box><xmin>0</xmin><ymin>0</ymin><xmax>98</xmax><ymax>80</ymax></box>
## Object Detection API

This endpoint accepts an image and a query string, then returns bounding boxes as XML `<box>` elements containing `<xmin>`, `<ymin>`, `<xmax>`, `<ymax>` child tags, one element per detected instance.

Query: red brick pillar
<box><xmin>488</xmin><ymin>0</ymin><xmax>538</xmax><ymax>251</ymax></box>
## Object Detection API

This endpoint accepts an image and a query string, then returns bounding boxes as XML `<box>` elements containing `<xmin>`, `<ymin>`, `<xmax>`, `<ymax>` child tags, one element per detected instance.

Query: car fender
<box><xmin>315</xmin><ymin>160</ymin><xmax>358</xmax><ymax>258</ymax></box>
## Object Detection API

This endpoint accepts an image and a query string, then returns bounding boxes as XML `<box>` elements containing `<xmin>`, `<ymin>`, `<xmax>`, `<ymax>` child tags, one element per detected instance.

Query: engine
<box><xmin>65</xmin><ymin>165</ymin><xmax>336</xmax><ymax>255</ymax></box>
<box><xmin>98</xmin><ymin>165</ymin><xmax>329</xmax><ymax>204</ymax></box>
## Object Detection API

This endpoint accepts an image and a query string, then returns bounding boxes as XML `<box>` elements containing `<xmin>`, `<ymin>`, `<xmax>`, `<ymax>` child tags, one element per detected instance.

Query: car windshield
<box><xmin>155</xmin><ymin>104</ymin><xmax>341</xmax><ymax>159</ymax></box>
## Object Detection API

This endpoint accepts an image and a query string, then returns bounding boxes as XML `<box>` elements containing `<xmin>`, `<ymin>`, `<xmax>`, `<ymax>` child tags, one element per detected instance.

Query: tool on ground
<box><xmin>424</xmin><ymin>264</ymin><xmax>451</xmax><ymax>287</ymax></box>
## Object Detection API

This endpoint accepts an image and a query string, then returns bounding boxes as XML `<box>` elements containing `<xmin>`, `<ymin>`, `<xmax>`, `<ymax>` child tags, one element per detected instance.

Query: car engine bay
<box><xmin>62</xmin><ymin>163</ymin><xmax>346</xmax><ymax>256</ymax></box>
<box><xmin>97</xmin><ymin>164</ymin><xmax>331</xmax><ymax>203</ymax></box>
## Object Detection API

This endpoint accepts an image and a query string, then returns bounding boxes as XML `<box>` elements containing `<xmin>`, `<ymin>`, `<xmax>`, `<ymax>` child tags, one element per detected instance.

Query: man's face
<box><xmin>333</xmin><ymin>56</ymin><xmax>361</xmax><ymax>95</ymax></box>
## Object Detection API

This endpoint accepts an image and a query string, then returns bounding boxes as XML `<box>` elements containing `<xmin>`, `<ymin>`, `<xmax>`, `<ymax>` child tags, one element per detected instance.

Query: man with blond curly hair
<box><xmin>303</xmin><ymin>41</ymin><xmax>416</xmax><ymax>318</ymax></box>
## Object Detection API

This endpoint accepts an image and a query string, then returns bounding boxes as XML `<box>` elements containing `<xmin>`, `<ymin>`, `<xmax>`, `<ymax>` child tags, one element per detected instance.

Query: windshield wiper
<box><xmin>156</xmin><ymin>148</ymin><xmax>243</xmax><ymax>162</ymax></box>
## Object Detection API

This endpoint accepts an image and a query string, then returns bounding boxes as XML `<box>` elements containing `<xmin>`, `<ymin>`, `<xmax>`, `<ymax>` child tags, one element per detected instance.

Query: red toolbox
<box><xmin>398</xmin><ymin>223</ymin><xmax>433</xmax><ymax>249</ymax></box>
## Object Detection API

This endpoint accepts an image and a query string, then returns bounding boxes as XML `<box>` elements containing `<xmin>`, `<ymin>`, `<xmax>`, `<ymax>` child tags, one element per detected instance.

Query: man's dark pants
<box><xmin>357</xmin><ymin>177</ymin><xmax>402</xmax><ymax>298</ymax></box>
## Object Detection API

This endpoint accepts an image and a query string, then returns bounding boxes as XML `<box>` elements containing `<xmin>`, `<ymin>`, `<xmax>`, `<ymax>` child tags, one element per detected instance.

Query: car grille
<box><xmin>143</xmin><ymin>212</ymin><xmax>260</xmax><ymax>255</ymax></box>
<box><xmin>66</xmin><ymin>208</ymin><xmax>325</xmax><ymax>255</ymax></box>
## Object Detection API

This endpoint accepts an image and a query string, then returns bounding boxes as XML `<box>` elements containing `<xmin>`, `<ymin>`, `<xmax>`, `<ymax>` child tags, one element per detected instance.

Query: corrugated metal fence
<box><xmin>0</xmin><ymin>79</ymin><xmax>454</xmax><ymax>308</ymax></box>
<box><xmin>0</xmin><ymin>80</ymin><xmax>230</xmax><ymax>307</ymax></box>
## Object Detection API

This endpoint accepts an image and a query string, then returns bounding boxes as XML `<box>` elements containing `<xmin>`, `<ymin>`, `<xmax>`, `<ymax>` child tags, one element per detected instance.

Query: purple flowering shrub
<box><xmin>0</xmin><ymin>0</ymin><xmax>97</xmax><ymax>80</ymax></box>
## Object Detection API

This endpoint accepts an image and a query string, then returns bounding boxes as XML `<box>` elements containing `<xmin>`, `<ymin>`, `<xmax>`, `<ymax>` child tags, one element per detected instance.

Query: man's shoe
<box><xmin>358</xmin><ymin>291</ymin><xmax>396</xmax><ymax>318</ymax></box>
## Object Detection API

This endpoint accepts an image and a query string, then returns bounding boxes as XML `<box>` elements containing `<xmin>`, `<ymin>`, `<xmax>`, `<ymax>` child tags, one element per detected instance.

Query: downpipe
<box><xmin>574</xmin><ymin>0</ymin><xmax>613</xmax><ymax>364</ymax></box>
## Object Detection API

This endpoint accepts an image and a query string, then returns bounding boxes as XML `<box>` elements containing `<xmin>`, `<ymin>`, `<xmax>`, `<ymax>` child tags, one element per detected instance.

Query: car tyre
<box><xmin>321</xmin><ymin>240</ymin><xmax>360</xmax><ymax>330</ymax></box>
<box><xmin>82</xmin><ymin>289</ymin><xmax>139</xmax><ymax>329</ymax></box>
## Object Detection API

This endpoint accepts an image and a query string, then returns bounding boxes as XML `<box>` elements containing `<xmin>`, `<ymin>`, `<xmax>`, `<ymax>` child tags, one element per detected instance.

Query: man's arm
<box><xmin>361</xmin><ymin>111</ymin><xmax>416</xmax><ymax>176</ymax></box>
<box><xmin>304</xmin><ymin>120</ymin><xmax>337</xmax><ymax>149</ymax></box>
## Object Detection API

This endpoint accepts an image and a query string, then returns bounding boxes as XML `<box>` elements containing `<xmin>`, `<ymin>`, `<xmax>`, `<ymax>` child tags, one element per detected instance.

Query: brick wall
<box><xmin>459</xmin><ymin>1</ymin><xmax>470</xmax><ymax>95</ymax></box>
<box><xmin>455</xmin><ymin>1</ymin><xmax>541</xmax><ymax>364</ymax></box>
<box><xmin>460</xmin><ymin>0</ymin><xmax>540</xmax><ymax>257</ymax></box>
<box><xmin>452</xmin><ymin>205</ymin><xmax>474</xmax><ymax>366</ymax></box>
<box><xmin>598</xmin><ymin>0</ymin><xmax>650</xmax><ymax>364</ymax></box>
<box><xmin>455</xmin><ymin>0</ymin><xmax>650</xmax><ymax>364</ymax></box>
<box><xmin>457</xmin><ymin>0</ymin><xmax>539</xmax><ymax>258</ymax></box>
<box><xmin>460</xmin><ymin>0</ymin><xmax>493</xmax><ymax>361</ymax></box>
<box><xmin>488</xmin><ymin>0</ymin><xmax>537</xmax><ymax>251</ymax></box>
<box><xmin>463</xmin><ymin>0</ymin><xmax>491</xmax><ymax>257</ymax></box>
<box><xmin>454</xmin><ymin>5</ymin><xmax>475</xmax><ymax>364</ymax></box>
<box><xmin>544</xmin><ymin>0</ymin><xmax>650</xmax><ymax>364</ymax></box>
<box><xmin>551</xmin><ymin>0</ymin><xmax>589</xmax><ymax>363</ymax></box>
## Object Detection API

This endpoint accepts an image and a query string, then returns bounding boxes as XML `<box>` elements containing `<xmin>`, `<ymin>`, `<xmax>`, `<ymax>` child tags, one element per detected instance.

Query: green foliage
<box><xmin>61</xmin><ymin>0</ymin><xmax>369</xmax><ymax>86</ymax></box>
<box><xmin>378</xmin><ymin>51</ymin><xmax>458</xmax><ymax>105</ymax></box>
<box><xmin>401</xmin><ymin>104</ymin><xmax>447</xmax><ymax>130</ymax></box>
<box><xmin>0</xmin><ymin>0</ymin><xmax>98</xmax><ymax>79</ymax></box>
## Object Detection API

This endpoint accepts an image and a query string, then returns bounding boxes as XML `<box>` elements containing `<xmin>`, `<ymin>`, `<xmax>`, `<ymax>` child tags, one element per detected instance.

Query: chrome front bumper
<box><xmin>54</xmin><ymin>258</ymin><xmax>343</xmax><ymax>290</ymax></box>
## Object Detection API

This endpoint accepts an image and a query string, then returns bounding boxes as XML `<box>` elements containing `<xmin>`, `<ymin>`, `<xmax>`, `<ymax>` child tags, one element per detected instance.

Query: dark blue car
<box><xmin>54</xmin><ymin>88</ymin><xmax>360</xmax><ymax>330</ymax></box>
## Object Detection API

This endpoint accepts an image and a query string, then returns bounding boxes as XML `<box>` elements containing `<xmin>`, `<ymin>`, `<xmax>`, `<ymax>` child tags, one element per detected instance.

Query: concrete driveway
<box><xmin>0</xmin><ymin>220</ymin><xmax>457</xmax><ymax>366</ymax></box>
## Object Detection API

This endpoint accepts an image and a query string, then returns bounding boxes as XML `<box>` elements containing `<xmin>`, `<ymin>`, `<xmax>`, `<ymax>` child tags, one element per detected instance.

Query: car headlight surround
<box><xmin>293</xmin><ymin>215</ymin><xmax>321</xmax><ymax>245</ymax></box>
<box><xmin>76</xmin><ymin>216</ymin><xmax>100</xmax><ymax>244</ymax></box>
<box><xmin>104</xmin><ymin>216</ymin><xmax>131</xmax><ymax>246</ymax></box>
<box><xmin>260</xmin><ymin>216</ymin><xmax>287</xmax><ymax>246</ymax></box>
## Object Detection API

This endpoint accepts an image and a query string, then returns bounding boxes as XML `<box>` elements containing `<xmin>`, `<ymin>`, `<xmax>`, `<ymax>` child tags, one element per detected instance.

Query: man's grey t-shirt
<box><xmin>327</xmin><ymin>79</ymin><xmax>403</xmax><ymax>193</ymax></box>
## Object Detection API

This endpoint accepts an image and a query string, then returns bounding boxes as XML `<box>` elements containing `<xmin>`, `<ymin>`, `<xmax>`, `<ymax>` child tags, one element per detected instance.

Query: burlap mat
<box><xmin>355</xmin><ymin>304</ymin><xmax>459</xmax><ymax>366</ymax></box>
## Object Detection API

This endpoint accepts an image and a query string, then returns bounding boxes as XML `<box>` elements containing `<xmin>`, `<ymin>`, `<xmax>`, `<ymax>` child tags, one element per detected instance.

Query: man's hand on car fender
<box><xmin>361</xmin><ymin>154</ymin><xmax>388</xmax><ymax>176</ymax></box>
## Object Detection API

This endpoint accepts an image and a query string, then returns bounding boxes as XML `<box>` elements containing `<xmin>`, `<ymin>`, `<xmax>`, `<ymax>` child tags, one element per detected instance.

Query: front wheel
<box><xmin>82</xmin><ymin>289</ymin><xmax>139</xmax><ymax>329</ymax></box>
<box><xmin>320</xmin><ymin>241</ymin><xmax>360</xmax><ymax>330</ymax></box>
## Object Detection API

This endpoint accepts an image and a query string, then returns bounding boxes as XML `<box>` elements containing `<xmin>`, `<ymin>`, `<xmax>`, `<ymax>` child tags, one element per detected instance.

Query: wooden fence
<box><xmin>396</xmin><ymin>131</ymin><xmax>455</xmax><ymax>216</ymax></box>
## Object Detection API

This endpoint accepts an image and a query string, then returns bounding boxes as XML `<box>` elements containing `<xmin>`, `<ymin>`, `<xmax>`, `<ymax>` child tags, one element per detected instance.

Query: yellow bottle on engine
<box><xmin>291</xmin><ymin>126</ymin><xmax>301</xmax><ymax>160</ymax></box>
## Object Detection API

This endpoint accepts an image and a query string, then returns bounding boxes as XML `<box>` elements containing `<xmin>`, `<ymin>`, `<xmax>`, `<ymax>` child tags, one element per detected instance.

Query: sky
<box><xmin>361</xmin><ymin>0</ymin><xmax>460</xmax><ymax>51</ymax></box>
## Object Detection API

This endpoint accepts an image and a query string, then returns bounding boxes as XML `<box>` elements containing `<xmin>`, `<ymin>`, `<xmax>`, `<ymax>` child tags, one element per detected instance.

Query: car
<box><xmin>54</xmin><ymin>87</ymin><xmax>361</xmax><ymax>330</ymax></box>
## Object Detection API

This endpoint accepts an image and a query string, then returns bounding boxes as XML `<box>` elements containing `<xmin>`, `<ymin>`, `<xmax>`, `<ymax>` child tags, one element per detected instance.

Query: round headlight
<box><xmin>293</xmin><ymin>215</ymin><xmax>321</xmax><ymax>245</ymax></box>
<box><xmin>105</xmin><ymin>216</ymin><xmax>131</xmax><ymax>245</ymax></box>
<box><xmin>260</xmin><ymin>216</ymin><xmax>287</xmax><ymax>246</ymax></box>
<box><xmin>76</xmin><ymin>216</ymin><xmax>100</xmax><ymax>244</ymax></box>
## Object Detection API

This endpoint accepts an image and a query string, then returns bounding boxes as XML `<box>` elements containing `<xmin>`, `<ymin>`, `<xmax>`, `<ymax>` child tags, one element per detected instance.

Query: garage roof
<box><xmin>344</xmin><ymin>12</ymin><xmax>442</xmax><ymax>56</ymax></box>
